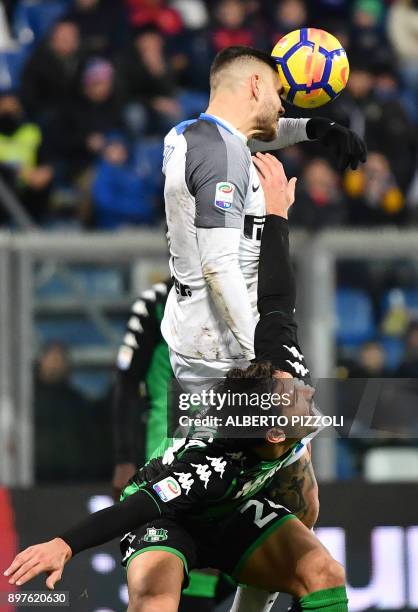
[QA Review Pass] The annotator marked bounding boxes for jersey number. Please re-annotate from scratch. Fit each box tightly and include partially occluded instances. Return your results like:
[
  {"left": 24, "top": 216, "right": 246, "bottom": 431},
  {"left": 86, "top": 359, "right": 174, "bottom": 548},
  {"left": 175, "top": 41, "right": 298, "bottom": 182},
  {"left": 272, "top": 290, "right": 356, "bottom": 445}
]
[{"left": 240, "top": 498, "right": 282, "bottom": 529}]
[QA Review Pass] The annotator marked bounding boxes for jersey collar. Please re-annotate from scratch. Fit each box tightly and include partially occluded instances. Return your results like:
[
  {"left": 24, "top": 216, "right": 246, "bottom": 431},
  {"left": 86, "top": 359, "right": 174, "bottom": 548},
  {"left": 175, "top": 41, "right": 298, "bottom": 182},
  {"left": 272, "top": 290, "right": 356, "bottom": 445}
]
[{"left": 199, "top": 113, "right": 247, "bottom": 144}]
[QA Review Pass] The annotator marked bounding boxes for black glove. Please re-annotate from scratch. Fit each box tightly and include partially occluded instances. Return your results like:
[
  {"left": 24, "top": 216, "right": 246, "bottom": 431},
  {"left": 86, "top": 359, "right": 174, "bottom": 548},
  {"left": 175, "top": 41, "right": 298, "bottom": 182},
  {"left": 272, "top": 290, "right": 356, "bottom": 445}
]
[{"left": 306, "top": 117, "right": 367, "bottom": 171}]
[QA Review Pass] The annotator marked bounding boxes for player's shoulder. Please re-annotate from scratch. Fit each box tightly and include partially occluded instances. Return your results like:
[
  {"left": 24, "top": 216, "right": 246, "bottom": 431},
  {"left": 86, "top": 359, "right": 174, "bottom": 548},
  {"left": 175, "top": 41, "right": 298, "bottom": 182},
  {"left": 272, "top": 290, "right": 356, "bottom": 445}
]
[{"left": 184, "top": 118, "right": 248, "bottom": 157}]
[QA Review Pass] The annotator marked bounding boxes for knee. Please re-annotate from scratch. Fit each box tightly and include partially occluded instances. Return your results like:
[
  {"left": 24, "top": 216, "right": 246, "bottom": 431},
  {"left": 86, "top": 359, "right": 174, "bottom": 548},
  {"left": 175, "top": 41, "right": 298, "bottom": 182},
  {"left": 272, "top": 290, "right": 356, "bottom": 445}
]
[
  {"left": 128, "top": 589, "right": 177, "bottom": 612},
  {"left": 128, "top": 577, "right": 178, "bottom": 612},
  {"left": 294, "top": 547, "right": 345, "bottom": 597}
]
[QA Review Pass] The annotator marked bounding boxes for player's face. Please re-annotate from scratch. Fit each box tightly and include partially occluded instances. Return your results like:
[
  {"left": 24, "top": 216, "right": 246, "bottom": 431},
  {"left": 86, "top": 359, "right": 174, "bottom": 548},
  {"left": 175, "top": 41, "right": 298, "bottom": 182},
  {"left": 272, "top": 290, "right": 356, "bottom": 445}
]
[
  {"left": 255, "top": 70, "right": 285, "bottom": 141},
  {"left": 276, "top": 379, "right": 318, "bottom": 440}
]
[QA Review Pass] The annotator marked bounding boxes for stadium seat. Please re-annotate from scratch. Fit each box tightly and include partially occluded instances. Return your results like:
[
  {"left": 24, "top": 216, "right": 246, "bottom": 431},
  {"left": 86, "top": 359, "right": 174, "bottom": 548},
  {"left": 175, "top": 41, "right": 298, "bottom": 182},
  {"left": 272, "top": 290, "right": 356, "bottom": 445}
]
[
  {"left": 133, "top": 139, "right": 164, "bottom": 191},
  {"left": 380, "top": 336, "right": 404, "bottom": 370},
  {"left": 13, "top": 0, "right": 70, "bottom": 46},
  {"left": 364, "top": 447, "right": 418, "bottom": 481},
  {"left": 336, "top": 288, "right": 375, "bottom": 346},
  {"left": 36, "top": 317, "right": 126, "bottom": 347},
  {"left": 0, "top": 48, "right": 29, "bottom": 90},
  {"left": 178, "top": 90, "right": 208, "bottom": 119},
  {"left": 71, "top": 369, "right": 111, "bottom": 399},
  {"left": 36, "top": 267, "right": 124, "bottom": 298},
  {"left": 37, "top": 318, "right": 108, "bottom": 346}
]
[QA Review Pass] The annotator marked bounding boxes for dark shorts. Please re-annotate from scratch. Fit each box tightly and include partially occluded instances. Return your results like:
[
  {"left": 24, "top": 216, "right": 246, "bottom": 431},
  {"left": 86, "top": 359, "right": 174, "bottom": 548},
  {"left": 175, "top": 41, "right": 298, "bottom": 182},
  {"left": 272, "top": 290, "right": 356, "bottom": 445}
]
[{"left": 120, "top": 490, "right": 296, "bottom": 586}]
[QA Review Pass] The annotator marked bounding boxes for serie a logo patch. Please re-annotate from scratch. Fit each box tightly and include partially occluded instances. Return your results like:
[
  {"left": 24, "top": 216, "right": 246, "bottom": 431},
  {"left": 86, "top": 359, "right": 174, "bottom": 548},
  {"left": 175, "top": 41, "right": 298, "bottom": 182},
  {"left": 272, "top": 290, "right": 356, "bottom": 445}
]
[
  {"left": 153, "top": 476, "right": 181, "bottom": 502},
  {"left": 214, "top": 182, "right": 235, "bottom": 210}
]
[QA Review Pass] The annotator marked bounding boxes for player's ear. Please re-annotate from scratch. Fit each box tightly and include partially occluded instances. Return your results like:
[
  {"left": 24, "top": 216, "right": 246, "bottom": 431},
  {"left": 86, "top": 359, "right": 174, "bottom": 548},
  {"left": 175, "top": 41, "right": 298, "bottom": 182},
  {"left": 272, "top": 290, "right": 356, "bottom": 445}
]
[
  {"left": 265, "top": 427, "right": 286, "bottom": 444},
  {"left": 250, "top": 73, "right": 261, "bottom": 101}
]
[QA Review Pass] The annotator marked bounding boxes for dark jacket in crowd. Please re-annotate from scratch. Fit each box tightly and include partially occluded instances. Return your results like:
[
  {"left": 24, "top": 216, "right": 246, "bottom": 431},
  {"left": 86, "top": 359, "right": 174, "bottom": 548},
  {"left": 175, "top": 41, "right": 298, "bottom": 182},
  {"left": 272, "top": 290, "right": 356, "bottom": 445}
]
[{"left": 21, "top": 45, "right": 85, "bottom": 121}]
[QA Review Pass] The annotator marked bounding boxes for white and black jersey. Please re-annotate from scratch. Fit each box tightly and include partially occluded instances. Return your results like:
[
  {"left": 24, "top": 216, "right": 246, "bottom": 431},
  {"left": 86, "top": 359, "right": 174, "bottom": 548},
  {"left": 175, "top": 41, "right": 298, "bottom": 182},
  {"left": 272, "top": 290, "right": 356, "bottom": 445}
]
[
  {"left": 161, "top": 114, "right": 310, "bottom": 363},
  {"left": 161, "top": 113, "right": 266, "bottom": 362}
]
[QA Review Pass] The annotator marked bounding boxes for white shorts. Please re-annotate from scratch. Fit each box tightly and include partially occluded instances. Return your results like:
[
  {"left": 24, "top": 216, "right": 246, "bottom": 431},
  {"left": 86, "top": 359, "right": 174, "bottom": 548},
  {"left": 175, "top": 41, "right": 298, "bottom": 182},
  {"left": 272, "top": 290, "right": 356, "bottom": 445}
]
[
  {"left": 169, "top": 349, "right": 249, "bottom": 436},
  {"left": 169, "top": 349, "right": 250, "bottom": 383}
]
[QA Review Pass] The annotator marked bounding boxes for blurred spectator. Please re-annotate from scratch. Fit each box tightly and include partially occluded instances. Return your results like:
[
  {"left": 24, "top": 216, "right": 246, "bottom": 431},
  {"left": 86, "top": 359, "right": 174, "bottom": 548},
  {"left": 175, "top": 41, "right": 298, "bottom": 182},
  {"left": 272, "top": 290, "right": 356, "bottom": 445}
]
[
  {"left": 47, "top": 58, "right": 123, "bottom": 181},
  {"left": 290, "top": 157, "right": 347, "bottom": 229},
  {"left": 0, "top": 1, "right": 14, "bottom": 50},
  {"left": 0, "top": 92, "right": 53, "bottom": 224},
  {"left": 330, "top": 62, "right": 416, "bottom": 191},
  {"left": 65, "top": 0, "right": 128, "bottom": 56},
  {"left": 169, "top": 1, "right": 213, "bottom": 92},
  {"left": 125, "top": 0, "right": 183, "bottom": 35},
  {"left": 269, "top": 0, "right": 308, "bottom": 47},
  {"left": 117, "top": 26, "right": 181, "bottom": 136},
  {"left": 387, "top": 0, "right": 418, "bottom": 123},
  {"left": 350, "top": 0, "right": 390, "bottom": 64},
  {"left": 0, "top": 0, "right": 413, "bottom": 232},
  {"left": 349, "top": 340, "right": 390, "bottom": 377},
  {"left": 381, "top": 288, "right": 411, "bottom": 337},
  {"left": 398, "top": 321, "right": 418, "bottom": 377},
  {"left": 34, "top": 342, "right": 111, "bottom": 482},
  {"left": 344, "top": 152, "right": 406, "bottom": 225},
  {"left": 21, "top": 20, "right": 84, "bottom": 124},
  {"left": 171, "top": 0, "right": 209, "bottom": 30},
  {"left": 91, "top": 133, "right": 157, "bottom": 229},
  {"left": 211, "top": 0, "right": 255, "bottom": 53}
]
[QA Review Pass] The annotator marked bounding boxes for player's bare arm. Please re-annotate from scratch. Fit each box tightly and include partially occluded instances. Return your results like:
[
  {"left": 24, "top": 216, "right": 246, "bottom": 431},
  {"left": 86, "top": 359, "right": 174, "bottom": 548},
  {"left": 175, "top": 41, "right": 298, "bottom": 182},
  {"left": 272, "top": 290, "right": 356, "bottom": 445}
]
[{"left": 266, "top": 451, "right": 319, "bottom": 529}]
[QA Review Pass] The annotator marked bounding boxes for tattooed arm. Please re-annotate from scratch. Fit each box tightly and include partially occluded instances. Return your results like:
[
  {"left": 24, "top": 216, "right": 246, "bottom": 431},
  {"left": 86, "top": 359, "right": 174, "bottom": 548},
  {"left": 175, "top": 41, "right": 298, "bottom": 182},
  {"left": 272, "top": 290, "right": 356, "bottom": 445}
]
[{"left": 266, "top": 447, "right": 319, "bottom": 529}]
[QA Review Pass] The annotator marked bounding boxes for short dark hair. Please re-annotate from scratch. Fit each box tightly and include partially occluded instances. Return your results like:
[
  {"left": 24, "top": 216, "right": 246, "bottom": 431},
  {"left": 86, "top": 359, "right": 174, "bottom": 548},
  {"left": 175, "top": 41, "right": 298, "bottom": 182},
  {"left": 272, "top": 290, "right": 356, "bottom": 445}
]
[{"left": 210, "top": 46, "right": 277, "bottom": 82}]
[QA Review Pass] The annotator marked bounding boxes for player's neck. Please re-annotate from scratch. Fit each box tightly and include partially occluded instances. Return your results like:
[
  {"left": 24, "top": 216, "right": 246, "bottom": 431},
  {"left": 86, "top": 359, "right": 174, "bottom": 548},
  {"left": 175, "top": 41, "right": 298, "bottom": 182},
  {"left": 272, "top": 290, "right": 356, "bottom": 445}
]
[
  {"left": 253, "top": 440, "right": 294, "bottom": 462},
  {"left": 205, "top": 102, "right": 253, "bottom": 140}
]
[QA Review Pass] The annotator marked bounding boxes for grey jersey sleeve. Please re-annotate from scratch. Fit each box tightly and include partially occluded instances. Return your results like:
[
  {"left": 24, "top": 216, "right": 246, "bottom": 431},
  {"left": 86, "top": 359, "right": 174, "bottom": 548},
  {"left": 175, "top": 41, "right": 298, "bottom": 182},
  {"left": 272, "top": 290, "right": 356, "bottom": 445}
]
[
  {"left": 248, "top": 118, "right": 309, "bottom": 153},
  {"left": 184, "top": 121, "right": 250, "bottom": 229}
]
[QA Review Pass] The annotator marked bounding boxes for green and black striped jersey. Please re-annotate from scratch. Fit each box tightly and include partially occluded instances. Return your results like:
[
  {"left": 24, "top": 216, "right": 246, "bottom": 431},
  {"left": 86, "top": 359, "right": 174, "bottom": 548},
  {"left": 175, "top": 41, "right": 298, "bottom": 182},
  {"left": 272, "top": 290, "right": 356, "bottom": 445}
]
[
  {"left": 121, "top": 436, "right": 306, "bottom": 520},
  {"left": 113, "top": 280, "right": 172, "bottom": 464}
]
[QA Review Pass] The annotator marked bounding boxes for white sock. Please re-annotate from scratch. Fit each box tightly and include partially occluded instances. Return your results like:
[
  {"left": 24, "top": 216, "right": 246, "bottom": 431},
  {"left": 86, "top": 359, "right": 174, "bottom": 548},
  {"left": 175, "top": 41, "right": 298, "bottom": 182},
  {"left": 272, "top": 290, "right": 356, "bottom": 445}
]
[{"left": 229, "top": 585, "right": 279, "bottom": 612}]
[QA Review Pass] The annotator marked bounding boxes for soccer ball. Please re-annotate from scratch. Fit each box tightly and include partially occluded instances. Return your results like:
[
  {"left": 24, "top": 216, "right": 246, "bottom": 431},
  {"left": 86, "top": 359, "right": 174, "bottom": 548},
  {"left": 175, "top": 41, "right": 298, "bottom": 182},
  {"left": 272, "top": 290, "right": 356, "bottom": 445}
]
[{"left": 271, "top": 28, "right": 349, "bottom": 109}]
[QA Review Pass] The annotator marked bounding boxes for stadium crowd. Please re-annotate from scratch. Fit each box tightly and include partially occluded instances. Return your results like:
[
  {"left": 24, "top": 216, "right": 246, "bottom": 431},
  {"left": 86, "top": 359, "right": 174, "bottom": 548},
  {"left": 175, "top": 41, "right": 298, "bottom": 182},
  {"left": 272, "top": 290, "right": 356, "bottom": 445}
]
[
  {"left": 1, "top": 0, "right": 417, "bottom": 482},
  {"left": 0, "top": 0, "right": 417, "bottom": 229}
]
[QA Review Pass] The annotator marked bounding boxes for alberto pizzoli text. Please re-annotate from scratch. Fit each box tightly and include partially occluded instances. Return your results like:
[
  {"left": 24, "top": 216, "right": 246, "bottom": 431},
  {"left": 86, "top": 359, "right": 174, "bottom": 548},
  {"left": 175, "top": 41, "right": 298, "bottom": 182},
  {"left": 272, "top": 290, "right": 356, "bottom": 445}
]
[{"left": 178, "top": 414, "right": 344, "bottom": 428}]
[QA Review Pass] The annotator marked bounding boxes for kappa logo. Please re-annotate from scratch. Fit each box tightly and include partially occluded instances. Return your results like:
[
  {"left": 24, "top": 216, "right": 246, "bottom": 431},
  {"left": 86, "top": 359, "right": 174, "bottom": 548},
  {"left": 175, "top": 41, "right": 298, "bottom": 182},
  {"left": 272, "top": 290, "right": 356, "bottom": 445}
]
[
  {"left": 162, "top": 439, "right": 187, "bottom": 465},
  {"left": 286, "top": 360, "right": 310, "bottom": 377},
  {"left": 206, "top": 456, "right": 227, "bottom": 477},
  {"left": 143, "top": 527, "right": 168, "bottom": 543},
  {"left": 284, "top": 345, "right": 304, "bottom": 361},
  {"left": 122, "top": 546, "right": 136, "bottom": 563},
  {"left": 173, "top": 472, "right": 194, "bottom": 495},
  {"left": 120, "top": 532, "right": 136, "bottom": 545},
  {"left": 191, "top": 463, "right": 212, "bottom": 488}
]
